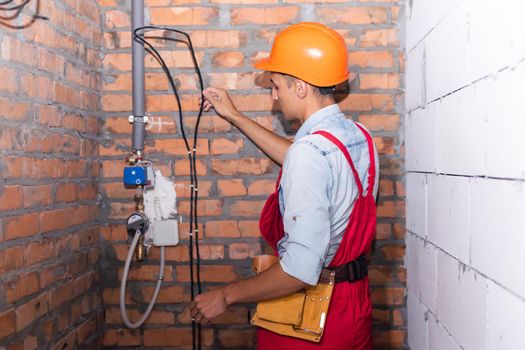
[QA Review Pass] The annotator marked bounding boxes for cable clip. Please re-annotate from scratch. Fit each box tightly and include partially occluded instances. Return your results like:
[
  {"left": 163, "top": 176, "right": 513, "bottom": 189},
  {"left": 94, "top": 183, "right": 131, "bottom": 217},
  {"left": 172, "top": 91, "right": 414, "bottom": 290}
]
[{"left": 128, "top": 115, "right": 149, "bottom": 124}]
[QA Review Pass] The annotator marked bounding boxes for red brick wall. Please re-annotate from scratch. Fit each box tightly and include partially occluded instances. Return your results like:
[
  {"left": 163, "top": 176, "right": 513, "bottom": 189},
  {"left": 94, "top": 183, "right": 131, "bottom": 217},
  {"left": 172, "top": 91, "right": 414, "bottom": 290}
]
[
  {"left": 0, "top": 0, "right": 104, "bottom": 349},
  {"left": 100, "top": 1, "right": 405, "bottom": 349}
]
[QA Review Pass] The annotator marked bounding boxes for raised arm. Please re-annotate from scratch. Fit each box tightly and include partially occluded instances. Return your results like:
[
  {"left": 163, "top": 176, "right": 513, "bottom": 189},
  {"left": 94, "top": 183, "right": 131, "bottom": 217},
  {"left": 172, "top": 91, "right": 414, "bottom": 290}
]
[{"left": 202, "top": 87, "right": 291, "bottom": 165}]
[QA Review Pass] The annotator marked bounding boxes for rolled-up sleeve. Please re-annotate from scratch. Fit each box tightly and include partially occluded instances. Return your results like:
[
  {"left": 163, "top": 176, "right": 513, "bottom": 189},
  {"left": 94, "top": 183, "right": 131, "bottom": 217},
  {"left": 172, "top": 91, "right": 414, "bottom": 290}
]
[{"left": 278, "top": 141, "right": 332, "bottom": 285}]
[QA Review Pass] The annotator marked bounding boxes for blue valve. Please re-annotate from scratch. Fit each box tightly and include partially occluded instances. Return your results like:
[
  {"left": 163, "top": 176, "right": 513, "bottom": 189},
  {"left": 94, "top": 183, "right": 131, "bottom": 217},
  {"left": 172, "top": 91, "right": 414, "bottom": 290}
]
[{"left": 123, "top": 166, "right": 147, "bottom": 186}]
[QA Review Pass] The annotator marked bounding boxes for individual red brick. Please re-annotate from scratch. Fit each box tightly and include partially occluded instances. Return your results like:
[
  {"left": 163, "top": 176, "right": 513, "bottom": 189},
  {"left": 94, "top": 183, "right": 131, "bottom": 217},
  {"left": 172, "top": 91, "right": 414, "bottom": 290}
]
[
  {"left": 0, "top": 67, "right": 18, "bottom": 93},
  {"left": 231, "top": 7, "right": 299, "bottom": 25},
  {"left": 338, "top": 94, "right": 394, "bottom": 112},
  {"left": 76, "top": 318, "right": 97, "bottom": 345},
  {"left": 360, "top": 73, "right": 400, "bottom": 90},
  {"left": 40, "top": 208, "right": 69, "bottom": 233},
  {"left": 146, "top": 94, "right": 199, "bottom": 112},
  {"left": 211, "top": 158, "right": 272, "bottom": 176},
  {"left": 379, "top": 179, "right": 394, "bottom": 196},
  {"left": 228, "top": 200, "right": 265, "bottom": 217},
  {"left": 0, "top": 186, "right": 22, "bottom": 211},
  {"left": 368, "top": 265, "right": 394, "bottom": 285},
  {"left": 104, "top": 10, "right": 130, "bottom": 28},
  {"left": 212, "top": 51, "right": 245, "bottom": 68},
  {"left": 360, "top": 29, "right": 399, "bottom": 48},
  {"left": 229, "top": 242, "right": 261, "bottom": 259},
  {"left": 234, "top": 94, "right": 277, "bottom": 112},
  {"left": 50, "top": 329, "right": 77, "bottom": 350},
  {"left": 184, "top": 115, "right": 232, "bottom": 133},
  {"left": 1, "top": 36, "right": 36, "bottom": 65},
  {"left": 55, "top": 183, "right": 77, "bottom": 202},
  {"left": 371, "top": 287, "right": 404, "bottom": 305},
  {"left": 24, "top": 239, "right": 55, "bottom": 266},
  {"left": 393, "top": 223, "right": 405, "bottom": 240},
  {"left": 150, "top": 7, "right": 218, "bottom": 25},
  {"left": 348, "top": 51, "right": 394, "bottom": 69},
  {"left": 372, "top": 308, "right": 391, "bottom": 326},
  {"left": 0, "top": 246, "right": 24, "bottom": 273},
  {"left": 102, "top": 94, "right": 132, "bottom": 112},
  {"left": 54, "top": 82, "right": 81, "bottom": 108},
  {"left": 373, "top": 330, "right": 406, "bottom": 348},
  {"left": 0, "top": 309, "right": 16, "bottom": 339},
  {"left": 393, "top": 309, "right": 405, "bottom": 326},
  {"left": 48, "top": 280, "right": 75, "bottom": 310},
  {"left": 206, "top": 220, "right": 241, "bottom": 238},
  {"left": 174, "top": 159, "right": 207, "bottom": 176},
  {"left": 396, "top": 181, "right": 405, "bottom": 196},
  {"left": 4, "top": 212, "right": 40, "bottom": 241},
  {"left": 5, "top": 272, "right": 40, "bottom": 303},
  {"left": 22, "top": 185, "right": 53, "bottom": 208},
  {"left": 358, "top": 114, "right": 400, "bottom": 132},
  {"left": 247, "top": 179, "right": 275, "bottom": 196},
  {"left": 377, "top": 200, "right": 405, "bottom": 218},
  {"left": 317, "top": 7, "right": 387, "bottom": 25},
  {"left": 103, "top": 329, "right": 141, "bottom": 347},
  {"left": 195, "top": 244, "right": 225, "bottom": 260},
  {"left": 211, "top": 138, "right": 243, "bottom": 154},
  {"left": 380, "top": 244, "right": 405, "bottom": 260},
  {"left": 189, "top": 30, "right": 246, "bottom": 48},
  {"left": 218, "top": 179, "right": 247, "bottom": 196},
  {"left": 375, "top": 223, "right": 391, "bottom": 240},
  {"left": 239, "top": 221, "right": 261, "bottom": 237},
  {"left": 0, "top": 97, "right": 30, "bottom": 121},
  {"left": 16, "top": 292, "right": 49, "bottom": 331},
  {"left": 149, "top": 285, "right": 190, "bottom": 304},
  {"left": 37, "top": 104, "right": 61, "bottom": 127}
]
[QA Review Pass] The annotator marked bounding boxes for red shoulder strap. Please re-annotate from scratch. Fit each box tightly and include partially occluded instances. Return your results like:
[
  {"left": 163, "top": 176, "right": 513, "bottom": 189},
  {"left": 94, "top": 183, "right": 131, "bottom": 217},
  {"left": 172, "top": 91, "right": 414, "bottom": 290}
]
[
  {"left": 313, "top": 125, "right": 376, "bottom": 197},
  {"left": 313, "top": 130, "right": 364, "bottom": 196},
  {"left": 354, "top": 123, "right": 376, "bottom": 197}
]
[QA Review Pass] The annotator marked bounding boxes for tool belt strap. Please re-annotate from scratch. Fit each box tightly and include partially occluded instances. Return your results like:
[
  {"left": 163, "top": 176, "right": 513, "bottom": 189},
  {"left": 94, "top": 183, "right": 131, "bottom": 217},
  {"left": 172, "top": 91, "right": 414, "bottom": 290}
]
[{"left": 319, "top": 255, "right": 368, "bottom": 284}]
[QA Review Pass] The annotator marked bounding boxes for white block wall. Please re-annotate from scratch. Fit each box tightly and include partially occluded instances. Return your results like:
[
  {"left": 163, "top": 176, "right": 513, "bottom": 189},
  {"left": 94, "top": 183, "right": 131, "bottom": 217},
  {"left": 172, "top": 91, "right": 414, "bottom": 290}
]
[{"left": 405, "top": 0, "right": 525, "bottom": 349}]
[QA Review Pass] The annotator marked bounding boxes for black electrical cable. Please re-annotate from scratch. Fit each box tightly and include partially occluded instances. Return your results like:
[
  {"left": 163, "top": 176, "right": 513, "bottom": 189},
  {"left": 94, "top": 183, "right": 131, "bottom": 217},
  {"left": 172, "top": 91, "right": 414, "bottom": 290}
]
[
  {"left": 0, "top": 0, "right": 30, "bottom": 10},
  {"left": 134, "top": 26, "right": 204, "bottom": 350},
  {"left": 0, "top": 0, "right": 31, "bottom": 21}
]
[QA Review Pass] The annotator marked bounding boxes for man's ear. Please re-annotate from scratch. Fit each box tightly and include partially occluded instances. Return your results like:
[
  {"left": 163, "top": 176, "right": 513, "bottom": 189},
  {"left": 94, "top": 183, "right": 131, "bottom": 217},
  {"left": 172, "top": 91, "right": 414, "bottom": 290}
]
[{"left": 294, "top": 79, "right": 308, "bottom": 99}]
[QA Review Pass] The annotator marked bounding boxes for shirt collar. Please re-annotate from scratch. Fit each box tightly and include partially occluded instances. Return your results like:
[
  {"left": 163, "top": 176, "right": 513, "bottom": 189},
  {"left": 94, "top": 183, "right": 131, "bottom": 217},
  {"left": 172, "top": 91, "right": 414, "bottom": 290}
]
[{"left": 295, "top": 104, "right": 342, "bottom": 141}]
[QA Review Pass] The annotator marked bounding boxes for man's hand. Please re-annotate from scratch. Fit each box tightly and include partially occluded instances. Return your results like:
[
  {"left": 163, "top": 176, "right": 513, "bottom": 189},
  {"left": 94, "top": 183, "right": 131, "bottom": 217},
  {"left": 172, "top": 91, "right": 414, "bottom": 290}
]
[
  {"left": 202, "top": 87, "right": 241, "bottom": 122},
  {"left": 188, "top": 287, "right": 228, "bottom": 325}
]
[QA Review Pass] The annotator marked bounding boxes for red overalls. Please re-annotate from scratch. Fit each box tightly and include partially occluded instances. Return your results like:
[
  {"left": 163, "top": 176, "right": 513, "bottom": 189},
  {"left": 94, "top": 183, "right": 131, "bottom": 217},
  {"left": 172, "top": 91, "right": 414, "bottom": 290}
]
[{"left": 257, "top": 124, "right": 376, "bottom": 350}]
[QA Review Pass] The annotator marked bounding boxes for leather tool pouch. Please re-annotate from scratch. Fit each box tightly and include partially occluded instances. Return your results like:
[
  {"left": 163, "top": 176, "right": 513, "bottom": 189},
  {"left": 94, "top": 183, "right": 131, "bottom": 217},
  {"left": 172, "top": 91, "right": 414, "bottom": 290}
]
[{"left": 250, "top": 255, "right": 335, "bottom": 342}]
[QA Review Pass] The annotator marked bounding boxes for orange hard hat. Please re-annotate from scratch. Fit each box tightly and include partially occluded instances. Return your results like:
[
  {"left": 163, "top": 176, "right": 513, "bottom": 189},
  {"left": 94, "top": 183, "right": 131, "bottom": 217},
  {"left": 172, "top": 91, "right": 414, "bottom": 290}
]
[{"left": 254, "top": 22, "right": 349, "bottom": 87}]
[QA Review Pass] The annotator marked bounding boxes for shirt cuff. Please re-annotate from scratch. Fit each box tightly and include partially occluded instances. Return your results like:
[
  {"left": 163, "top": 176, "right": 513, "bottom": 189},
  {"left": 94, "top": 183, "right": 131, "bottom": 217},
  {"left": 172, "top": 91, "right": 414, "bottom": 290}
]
[{"left": 279, "top": 243, "right": 324, "bottom": 285}]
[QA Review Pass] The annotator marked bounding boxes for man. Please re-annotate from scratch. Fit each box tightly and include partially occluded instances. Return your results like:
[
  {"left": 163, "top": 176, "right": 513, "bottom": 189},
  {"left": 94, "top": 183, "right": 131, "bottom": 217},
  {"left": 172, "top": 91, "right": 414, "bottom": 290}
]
[{"left": 189, "top": 22, "right": 379, "bottom": 349}]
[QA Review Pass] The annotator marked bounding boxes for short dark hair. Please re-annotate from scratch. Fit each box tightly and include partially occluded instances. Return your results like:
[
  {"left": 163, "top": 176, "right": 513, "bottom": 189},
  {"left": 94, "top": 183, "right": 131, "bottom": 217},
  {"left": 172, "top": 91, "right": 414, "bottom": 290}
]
[{"left": 282, "top": 74, "right": 335, "bottom": 97}]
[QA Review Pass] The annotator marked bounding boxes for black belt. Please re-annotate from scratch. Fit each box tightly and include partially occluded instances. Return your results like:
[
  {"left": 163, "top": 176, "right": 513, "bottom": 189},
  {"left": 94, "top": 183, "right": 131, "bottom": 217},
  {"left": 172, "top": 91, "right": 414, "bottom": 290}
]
[{"left": 319, "top": 255, "right": 368, "bottom": 284}]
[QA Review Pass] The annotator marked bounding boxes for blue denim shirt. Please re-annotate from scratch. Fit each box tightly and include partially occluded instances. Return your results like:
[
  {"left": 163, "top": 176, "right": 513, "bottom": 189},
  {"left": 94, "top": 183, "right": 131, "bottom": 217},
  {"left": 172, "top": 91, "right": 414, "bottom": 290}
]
[{"left": 277, "top": 104, "right": 379, "bottom": 285}]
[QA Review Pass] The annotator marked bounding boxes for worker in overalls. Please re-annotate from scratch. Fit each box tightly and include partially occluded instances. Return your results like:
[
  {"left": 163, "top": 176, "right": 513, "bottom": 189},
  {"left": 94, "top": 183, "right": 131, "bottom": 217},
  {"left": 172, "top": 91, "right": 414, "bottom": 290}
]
[{"left": 189, "top": 22, "right": 379, "bottom": 350}]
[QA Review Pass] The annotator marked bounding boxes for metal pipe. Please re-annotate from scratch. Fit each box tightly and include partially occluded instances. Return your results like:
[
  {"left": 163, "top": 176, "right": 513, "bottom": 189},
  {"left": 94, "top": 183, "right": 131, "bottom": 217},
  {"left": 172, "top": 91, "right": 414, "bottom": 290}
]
[{"left": 131, "top": 0, "right": 145, "bottom": 152}]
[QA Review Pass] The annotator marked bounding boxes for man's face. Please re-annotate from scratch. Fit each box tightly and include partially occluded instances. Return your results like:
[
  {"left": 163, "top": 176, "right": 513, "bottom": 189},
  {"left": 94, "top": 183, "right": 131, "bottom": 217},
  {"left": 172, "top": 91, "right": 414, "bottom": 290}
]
[{"left": 269, "top": 72, "right": 297, "bottom": 120}]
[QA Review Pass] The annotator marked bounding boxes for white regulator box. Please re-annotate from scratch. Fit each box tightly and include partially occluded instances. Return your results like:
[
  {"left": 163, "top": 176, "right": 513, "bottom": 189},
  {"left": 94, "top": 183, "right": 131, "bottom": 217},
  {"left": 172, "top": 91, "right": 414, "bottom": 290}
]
[{"left": 143, "top": 170, "right": 179, "bottom": 247}]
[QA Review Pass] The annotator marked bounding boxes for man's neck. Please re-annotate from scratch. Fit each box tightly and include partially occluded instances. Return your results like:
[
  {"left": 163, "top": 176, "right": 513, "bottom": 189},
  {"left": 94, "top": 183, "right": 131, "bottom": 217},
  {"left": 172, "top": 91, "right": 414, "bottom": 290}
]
[{"left": 299, "top": 97, "right": 336, "bottom": 124}]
